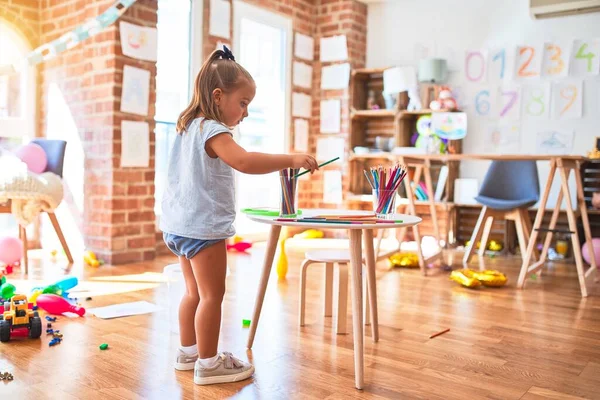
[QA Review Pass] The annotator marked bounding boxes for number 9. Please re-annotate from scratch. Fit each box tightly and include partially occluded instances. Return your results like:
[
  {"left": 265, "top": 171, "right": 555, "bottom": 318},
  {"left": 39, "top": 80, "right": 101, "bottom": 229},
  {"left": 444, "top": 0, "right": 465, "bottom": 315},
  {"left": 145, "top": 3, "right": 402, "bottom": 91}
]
[{"left": 475, "top": 90, "right": 490, "bottom": 116}]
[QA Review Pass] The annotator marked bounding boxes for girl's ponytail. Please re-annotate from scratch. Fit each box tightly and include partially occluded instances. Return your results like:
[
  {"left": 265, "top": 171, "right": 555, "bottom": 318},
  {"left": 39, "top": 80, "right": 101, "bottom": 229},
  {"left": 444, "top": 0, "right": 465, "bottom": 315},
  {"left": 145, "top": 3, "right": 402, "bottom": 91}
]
[{"left": 176, "top": 46, "right": 253, "bottom": 133}]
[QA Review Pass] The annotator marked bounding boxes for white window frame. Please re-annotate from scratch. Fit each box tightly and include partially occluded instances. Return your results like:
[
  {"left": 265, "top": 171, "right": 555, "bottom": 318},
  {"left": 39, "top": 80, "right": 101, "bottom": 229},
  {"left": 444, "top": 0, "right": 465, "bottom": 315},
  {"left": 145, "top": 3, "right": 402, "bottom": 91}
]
[
  {"left": 233, "top": 0, "right": 293, "bottom": 152},
  {"left": 0, "top": 21, "right": 36, "bottom": 140}
]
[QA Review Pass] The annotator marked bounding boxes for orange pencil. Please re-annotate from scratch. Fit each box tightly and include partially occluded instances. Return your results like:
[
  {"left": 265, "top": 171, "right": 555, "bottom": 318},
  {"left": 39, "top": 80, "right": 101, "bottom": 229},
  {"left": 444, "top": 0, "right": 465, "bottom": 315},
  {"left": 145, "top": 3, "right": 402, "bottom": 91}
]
[{"left": 429, "top": 328, "right": 450, "bottom": 339}]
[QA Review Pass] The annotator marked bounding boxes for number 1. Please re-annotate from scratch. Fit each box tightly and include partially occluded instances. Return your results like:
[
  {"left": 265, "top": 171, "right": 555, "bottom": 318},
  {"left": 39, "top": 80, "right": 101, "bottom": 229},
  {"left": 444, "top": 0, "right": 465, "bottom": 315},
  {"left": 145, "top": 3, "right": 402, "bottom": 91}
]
[{"left": 492, "top": 49, "right": 506, "bottom": 79}]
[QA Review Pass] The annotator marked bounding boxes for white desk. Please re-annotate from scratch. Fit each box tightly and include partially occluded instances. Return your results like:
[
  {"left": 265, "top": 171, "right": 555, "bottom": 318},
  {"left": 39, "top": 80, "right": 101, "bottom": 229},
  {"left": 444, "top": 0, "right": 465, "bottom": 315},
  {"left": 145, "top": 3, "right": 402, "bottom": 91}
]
[{"left": 244, "top": 209, "right": 421, "bottom": 389}]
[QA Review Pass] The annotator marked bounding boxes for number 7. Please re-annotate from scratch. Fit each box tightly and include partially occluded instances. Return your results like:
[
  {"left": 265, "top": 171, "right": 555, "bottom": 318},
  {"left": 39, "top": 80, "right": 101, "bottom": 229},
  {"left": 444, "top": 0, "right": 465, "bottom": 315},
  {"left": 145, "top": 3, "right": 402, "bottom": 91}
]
[{"left": 500, "top": 90, "right": 518, "bottom": 117}]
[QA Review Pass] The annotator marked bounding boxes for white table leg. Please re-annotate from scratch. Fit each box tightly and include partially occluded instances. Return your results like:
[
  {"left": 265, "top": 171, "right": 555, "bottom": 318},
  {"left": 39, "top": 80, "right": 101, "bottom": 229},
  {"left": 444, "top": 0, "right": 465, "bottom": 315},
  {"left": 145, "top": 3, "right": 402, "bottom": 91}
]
[
  {"left": 247, "top": 225, "right": 282, "bottom": 348},
  {"left": 363, "top": 229, "right": 379, "bottom": 342},
  {"left": 349, "top": 229, "right": 364, "bottom": 390}
]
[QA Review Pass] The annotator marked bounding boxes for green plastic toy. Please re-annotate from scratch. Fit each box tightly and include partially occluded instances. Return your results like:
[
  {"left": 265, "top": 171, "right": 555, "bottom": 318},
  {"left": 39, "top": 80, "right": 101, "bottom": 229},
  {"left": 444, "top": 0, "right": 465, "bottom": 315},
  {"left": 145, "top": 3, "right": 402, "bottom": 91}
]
[
  {"left": 99, "top": 343, "right": 109, "bottom": 350},
  {"left": 242, "top": 319, "right": 251, "bottom": 328},
  {"left": 0, "top": 283, "right": 16, "bottom": 299}
]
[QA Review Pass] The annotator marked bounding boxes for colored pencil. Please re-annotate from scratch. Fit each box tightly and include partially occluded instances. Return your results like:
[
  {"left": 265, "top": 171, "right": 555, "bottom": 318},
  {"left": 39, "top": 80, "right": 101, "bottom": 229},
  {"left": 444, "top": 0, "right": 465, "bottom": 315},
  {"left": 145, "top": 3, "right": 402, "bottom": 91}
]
[
  {"left": 294, "top": 157, "right": 340, "bottom": 178},
  {"left": 279, "top": 168, "right": 298, "bottom": 216},
  {"left": 429, "top": 328, "right": 450, "bottom": 339},
  {"left": 363, "top": 164, "right": 407, "bottom": 215}
]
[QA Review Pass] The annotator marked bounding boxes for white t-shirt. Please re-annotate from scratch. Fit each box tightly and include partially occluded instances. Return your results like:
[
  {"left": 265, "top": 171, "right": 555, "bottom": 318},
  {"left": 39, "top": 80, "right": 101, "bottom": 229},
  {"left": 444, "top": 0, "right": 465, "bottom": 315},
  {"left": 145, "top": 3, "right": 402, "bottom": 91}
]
[{"left": 160, "top": 118, "right": 236, "bottom": 239}]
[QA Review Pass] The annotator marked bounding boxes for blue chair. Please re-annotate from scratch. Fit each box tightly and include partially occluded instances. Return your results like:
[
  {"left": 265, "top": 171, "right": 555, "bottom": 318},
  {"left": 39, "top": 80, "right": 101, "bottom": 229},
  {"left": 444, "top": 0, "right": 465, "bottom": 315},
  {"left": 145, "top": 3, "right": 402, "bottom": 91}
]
[
  {"left": 31, "top": 139, "right": 67, "bottom": 177},
  {"left": 463, "top": 160, "right": 540, "bottom": 265}
]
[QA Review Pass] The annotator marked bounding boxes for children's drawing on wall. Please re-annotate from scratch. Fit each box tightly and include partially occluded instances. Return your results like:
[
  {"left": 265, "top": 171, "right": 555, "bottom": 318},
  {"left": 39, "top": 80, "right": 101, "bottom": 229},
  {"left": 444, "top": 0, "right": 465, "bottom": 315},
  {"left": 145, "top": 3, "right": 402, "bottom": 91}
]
[
  {"left": 486, "top": 123, "right": 520, "bottom": 153},
  {"left": 121, "top": 65, "right": 150, "bottom": 116},
  {"left": 119, "top": 21, "right": 158, "bottom": 61},
  {"left": 552, "top": 81, "right": 583, "bottom": 119},
  {"left": 536, "top": 131, "right": 574, "bottom": 155},
  {"left": 323, "top": 170, "right": 343, "bottom": 204}
]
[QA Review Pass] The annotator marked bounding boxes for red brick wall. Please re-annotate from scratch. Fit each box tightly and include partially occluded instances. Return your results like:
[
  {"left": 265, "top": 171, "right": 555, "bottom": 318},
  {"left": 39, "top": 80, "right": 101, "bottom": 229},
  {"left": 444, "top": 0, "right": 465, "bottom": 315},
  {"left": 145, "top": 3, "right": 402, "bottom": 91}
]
[{"left": 38, "top": 0, "right": 158, "bottom": 264}]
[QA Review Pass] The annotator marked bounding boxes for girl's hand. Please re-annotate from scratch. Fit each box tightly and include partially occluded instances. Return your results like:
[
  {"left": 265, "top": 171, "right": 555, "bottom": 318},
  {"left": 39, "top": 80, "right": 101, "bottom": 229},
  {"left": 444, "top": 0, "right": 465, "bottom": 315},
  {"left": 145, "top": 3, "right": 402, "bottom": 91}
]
[{"left": 291, "top": 154, "right": 319, "bottom": 173}]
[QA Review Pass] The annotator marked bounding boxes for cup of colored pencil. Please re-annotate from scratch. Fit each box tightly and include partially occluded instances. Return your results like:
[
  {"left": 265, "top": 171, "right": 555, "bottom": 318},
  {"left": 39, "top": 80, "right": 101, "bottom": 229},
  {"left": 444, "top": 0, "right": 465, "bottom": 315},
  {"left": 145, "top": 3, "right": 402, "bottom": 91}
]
[
  {"left": 364, "top": 164, "right": 407, "bottom": 219},
  {"left": 279, "top": 168, "right": 299, "bottom": 217}
]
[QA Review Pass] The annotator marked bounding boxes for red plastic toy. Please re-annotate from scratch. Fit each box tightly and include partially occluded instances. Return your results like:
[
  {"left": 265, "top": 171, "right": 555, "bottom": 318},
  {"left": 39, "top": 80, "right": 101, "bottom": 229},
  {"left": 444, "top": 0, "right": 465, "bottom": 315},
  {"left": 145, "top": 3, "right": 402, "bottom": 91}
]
[
  {"left": 226, "top": 242, "right": 252, "bottom": 253},
  {"left": 36, "top": 294, "right": 86, "bottom": 317}
]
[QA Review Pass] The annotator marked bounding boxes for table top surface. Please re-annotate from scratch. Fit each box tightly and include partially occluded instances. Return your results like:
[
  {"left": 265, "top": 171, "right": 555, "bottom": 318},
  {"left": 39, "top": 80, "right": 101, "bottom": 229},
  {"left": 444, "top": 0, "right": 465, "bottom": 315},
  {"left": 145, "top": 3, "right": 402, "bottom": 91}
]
[
  {"left": 244, "top": 208, "right": 421, "bottom": 229},
  {"left": 350, "top": 153, "right": 587, "bottom": 162}
]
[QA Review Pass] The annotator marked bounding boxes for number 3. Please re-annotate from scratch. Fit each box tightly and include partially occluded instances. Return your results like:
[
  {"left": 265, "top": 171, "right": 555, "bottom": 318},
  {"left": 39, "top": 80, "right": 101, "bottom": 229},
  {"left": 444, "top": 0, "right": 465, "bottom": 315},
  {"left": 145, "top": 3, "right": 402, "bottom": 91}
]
[{"left": 545, "top": 45, "right": 564, "bottom": 75}]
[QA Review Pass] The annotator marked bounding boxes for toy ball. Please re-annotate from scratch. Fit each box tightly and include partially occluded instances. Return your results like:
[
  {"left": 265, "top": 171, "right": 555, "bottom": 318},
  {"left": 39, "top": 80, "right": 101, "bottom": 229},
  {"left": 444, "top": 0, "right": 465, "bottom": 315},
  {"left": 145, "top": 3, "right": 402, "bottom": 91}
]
[
  {"left": 15, "top": 143, "right": 47, "bottom": 174},
  {"left": 0, "top": 236, "right": 23, "bottom": 265},
  {"left": 0, "top": 283, "right": 16, "bottom": 299},
  {"left": 582, "top": 238, "right": 600, "bottom": 265}
]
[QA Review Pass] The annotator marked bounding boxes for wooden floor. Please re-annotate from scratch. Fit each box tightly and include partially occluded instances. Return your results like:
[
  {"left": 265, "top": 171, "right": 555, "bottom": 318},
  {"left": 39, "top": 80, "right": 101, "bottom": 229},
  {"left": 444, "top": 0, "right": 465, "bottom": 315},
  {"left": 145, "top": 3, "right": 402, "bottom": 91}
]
[{"left": 1, "top": 245, "right": 600, "bottom": 399}]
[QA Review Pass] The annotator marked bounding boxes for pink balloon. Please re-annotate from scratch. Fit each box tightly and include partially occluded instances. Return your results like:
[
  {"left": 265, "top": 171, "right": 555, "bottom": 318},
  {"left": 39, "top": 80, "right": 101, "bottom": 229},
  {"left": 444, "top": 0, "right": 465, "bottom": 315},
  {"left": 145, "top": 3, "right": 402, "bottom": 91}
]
[
  {"left": 15, "top": 143, "right": 47, "bottom": 174},
  {"left": 0, "top": 236, "right": 23, "bottom": 265},
  {"left": 582, "top": 238, "right": 600, "bottom": 266}
]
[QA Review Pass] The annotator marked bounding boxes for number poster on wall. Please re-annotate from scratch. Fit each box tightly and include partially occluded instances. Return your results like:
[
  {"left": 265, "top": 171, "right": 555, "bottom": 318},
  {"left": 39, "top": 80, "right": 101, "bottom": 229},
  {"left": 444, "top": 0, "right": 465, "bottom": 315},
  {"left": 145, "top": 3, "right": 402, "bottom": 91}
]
[{"left": 462, "top": 38, "right": 597, "bottom": 124}]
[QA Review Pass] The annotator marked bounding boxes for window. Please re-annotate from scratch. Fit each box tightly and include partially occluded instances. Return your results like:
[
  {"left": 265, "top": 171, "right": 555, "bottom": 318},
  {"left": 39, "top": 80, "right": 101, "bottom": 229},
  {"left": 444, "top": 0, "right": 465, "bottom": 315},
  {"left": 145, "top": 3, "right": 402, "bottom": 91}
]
[
  {"left": 0, "top": 20, "right": 35, "bottom": 146},
  {"left": 0, "top": 21, "right": 35, "bottom": 236},
  {"left": 154, "top": 0, "right": 195, "bottom": 215}
]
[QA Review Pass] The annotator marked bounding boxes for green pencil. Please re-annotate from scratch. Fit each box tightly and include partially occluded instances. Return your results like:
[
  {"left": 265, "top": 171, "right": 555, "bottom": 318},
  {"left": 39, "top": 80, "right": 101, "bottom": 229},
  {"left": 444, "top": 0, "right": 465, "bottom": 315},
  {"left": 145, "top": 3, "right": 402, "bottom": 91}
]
[{"left": 294, "top": 157, "right": 340, "bottom": 178}]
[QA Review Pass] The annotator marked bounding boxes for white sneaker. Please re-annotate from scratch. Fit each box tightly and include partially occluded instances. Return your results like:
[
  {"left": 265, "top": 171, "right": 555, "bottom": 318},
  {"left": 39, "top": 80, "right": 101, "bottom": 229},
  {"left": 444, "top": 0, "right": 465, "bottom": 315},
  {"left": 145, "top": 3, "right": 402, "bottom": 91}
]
[
  {"left": 194, "top": 352, "right": 255, "bottom": 385},
  {"left": 174, "top": 349, "right": 198, "bottom": 371}
]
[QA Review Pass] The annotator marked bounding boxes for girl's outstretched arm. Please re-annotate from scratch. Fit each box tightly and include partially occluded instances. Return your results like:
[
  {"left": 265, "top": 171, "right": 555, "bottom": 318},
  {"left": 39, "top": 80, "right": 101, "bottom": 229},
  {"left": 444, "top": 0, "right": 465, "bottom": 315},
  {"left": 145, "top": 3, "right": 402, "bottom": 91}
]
[{"left": 206, "top": 134, "right": 318, "bottom": 175}]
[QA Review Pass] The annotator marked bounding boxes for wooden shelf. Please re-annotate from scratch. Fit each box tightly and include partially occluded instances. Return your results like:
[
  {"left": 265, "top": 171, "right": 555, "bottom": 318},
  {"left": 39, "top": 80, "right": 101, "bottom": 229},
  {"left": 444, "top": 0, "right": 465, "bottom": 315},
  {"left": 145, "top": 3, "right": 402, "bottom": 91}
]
[
  {"left": 352, "top": 67, "right": 389, "bottom": 76},
  {"left": 351, "top": 109, "right": 396, "bottom": 119}
]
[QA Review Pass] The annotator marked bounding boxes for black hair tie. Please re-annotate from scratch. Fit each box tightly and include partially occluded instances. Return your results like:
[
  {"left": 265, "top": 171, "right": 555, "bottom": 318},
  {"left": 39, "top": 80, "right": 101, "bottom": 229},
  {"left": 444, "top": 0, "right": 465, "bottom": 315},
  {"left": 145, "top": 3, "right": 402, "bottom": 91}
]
[{"left": 222, "top": 45, "right": 235, "bottom": 62}]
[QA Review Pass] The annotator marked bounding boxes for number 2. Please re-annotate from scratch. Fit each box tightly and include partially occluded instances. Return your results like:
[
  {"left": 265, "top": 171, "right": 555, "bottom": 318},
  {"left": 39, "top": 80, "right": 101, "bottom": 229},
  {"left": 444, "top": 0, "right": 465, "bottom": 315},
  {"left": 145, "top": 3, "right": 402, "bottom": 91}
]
[
  {"left": 545, "top": 44, "right": 564, "bottom": 75},
  {"left": 499, "top": 90, "right": 518, "bottom": 117},
  {"left": 560, "top": 85, "right": 577, "bottom": 115},
  {"left": 492, "top": 49, "right": 505, "bottom": 79},
  {"left": 575, "top": 43, "right": 595, "bottom": 72},
  {"left": 518, "top": 47, "right": 538, "bottom": 77}
]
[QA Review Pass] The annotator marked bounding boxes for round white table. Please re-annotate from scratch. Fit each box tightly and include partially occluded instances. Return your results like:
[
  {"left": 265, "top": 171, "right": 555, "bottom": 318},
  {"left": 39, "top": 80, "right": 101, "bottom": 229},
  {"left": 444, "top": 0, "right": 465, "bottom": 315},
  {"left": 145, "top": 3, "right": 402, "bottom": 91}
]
[{"left": 244, "top": 209, "right": 421, "bottom": 389}]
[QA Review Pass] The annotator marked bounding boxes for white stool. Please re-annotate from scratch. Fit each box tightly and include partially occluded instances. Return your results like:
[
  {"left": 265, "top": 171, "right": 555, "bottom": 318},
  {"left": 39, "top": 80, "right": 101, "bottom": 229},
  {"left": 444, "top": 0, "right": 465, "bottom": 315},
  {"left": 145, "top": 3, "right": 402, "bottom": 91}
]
[{"left": 299, "top": 250, "right": 376, "bottom": 337}]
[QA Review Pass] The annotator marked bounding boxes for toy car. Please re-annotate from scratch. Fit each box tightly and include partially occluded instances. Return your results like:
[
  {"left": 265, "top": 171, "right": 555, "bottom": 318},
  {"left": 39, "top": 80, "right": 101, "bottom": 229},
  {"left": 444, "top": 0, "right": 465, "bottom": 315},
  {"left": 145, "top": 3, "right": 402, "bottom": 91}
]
[{"left": 0, "top": 294, "right": 42, "bottom": 342}]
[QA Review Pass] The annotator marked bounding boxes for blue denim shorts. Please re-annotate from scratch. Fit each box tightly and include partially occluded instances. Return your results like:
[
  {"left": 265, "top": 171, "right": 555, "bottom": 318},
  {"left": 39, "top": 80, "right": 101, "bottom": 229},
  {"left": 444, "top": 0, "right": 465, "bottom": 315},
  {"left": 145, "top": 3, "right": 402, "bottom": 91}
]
[{"left": 163, "top": 233, "right": 222, "bottom": 260}]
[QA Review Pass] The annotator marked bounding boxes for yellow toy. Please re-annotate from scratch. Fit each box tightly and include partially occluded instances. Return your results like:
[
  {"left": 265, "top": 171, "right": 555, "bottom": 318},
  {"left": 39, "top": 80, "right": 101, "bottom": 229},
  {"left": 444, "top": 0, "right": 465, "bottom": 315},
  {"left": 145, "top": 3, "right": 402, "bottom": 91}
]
[
  {"left": 293, "top": 229, "right": 324, "bottom": 239},
  {"left": 450, "top": 269, "right": 481, "bottom": 288},
  {"left": 84, "top": 250, "right": 100, "bottom": 267},
  {"left": 232, "top": 235, "right": 244, "bottom": 244},
  {"left": 389, "top": 252, "right": 419, "bottom": 268},
  {"left": 28, "top": 289, "right": 43, "bottom": 305},
  {"left": 276, "top": 239, "right": 288, "bottom": 280},
  {"left": 472, "top": 270, "right": 507, "bottom": 287},
  {"left": 450, "top": 268, "right": 507, "bottom": 288},
  {"left": 0, "top": 294, "right": 42, "bottom": 342}
]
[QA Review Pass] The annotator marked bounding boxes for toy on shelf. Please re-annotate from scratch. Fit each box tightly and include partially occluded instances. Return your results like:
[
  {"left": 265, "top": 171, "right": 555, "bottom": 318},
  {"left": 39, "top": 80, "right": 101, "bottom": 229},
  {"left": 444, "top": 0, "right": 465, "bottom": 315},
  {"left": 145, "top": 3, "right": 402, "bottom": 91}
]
[
  {"left": 429, "top": 86, "right": 458, "bottom": 111},
  {"left": 276, "top": 238, "right": 288, "bottom": 280},
  {"left": 226, "top": 241, "right": 252, "bottom": 253},
  {"left": 36, "top": 294, "right": 86, "bottom": 317},
  {"left": 293, "top": 229, "right": 324, "bottom": 239},
  {"left": 0, "top": 294, "right": 42, "bottom": 342}
]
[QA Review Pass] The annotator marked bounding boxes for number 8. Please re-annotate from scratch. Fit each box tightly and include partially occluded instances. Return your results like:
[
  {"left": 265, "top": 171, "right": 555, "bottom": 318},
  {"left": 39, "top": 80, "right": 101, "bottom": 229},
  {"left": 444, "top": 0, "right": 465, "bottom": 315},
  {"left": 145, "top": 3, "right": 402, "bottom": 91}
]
[{"left": 526, "top": 88, "right": 545, "bottom": 116}]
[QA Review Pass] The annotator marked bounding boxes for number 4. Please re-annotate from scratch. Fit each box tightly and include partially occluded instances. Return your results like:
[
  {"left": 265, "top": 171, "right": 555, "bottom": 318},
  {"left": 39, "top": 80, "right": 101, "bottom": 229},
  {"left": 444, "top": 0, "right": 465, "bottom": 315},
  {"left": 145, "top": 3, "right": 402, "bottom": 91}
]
[{"left": 575, "top": 43, "right": 595, "bottom": 72}]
